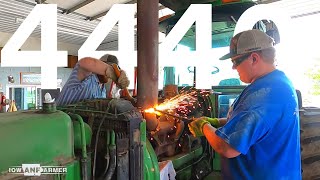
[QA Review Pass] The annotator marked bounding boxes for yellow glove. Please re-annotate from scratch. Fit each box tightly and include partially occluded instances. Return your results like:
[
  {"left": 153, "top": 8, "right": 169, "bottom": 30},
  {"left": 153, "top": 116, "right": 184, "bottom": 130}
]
[
  {"left": 204, "top": 117, "right": 220, "bottom": 128},
  {"left": 117, "top": 70, "right": 130, "bottom": 89},
  {"left": 105, "top": 64, "right": 117, "bottom": 82},
  {"left": 188, "top": 117, "right": 219, "bottom": 137}
]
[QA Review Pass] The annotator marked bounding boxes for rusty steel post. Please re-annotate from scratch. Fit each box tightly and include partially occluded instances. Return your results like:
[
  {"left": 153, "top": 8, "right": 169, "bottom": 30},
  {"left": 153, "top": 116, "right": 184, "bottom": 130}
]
[{"left": 137, "top": 0, "right": 159, "bottom": 109}]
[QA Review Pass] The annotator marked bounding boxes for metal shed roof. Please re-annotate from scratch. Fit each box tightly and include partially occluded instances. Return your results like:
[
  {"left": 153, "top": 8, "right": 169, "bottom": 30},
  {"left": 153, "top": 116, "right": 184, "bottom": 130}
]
[{"left": 0, "top": 0, "right": 319, "bottom": 52}]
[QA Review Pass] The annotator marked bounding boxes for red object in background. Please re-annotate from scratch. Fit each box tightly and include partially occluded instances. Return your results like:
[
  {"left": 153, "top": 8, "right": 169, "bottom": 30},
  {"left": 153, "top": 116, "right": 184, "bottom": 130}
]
[
  {"left": 0, "top": 94, "right": 6, "bottom": 112},
  {"left": 1, "top": 94, "right": 6, "bottom": 106},
  {"left": 222, "top": 0, "right": 240, "bottom": 3},
  {"left": 133, "top": 67, "right": 137, "bottom": 96}
]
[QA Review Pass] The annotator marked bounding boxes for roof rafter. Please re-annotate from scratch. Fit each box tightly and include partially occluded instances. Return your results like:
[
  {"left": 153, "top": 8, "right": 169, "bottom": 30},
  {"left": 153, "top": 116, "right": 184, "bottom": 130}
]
[
  {"left": 35, "top": 0, "right": 47, "bottom": 4},
  {"left": 63, "top": 0, "right": 96, "bottom": 14},
  {"left": 86, "top": 0, "right": 167, "bottom": 21},
  {"left": 85, "top": 0, "right": 138, "bottom": 21}
]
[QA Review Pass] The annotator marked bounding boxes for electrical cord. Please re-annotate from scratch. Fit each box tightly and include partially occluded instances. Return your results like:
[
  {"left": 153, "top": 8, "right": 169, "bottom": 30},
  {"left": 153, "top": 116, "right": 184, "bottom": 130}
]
[
  {"left": 93, "top": 99, "right": 118, "bottom": 179},
  {"left": 93, "top": 115, "right": 107, "bottom": 179}
]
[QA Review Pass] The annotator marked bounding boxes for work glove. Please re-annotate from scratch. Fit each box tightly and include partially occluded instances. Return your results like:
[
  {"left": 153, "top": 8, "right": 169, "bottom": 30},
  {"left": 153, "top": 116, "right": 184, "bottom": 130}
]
[
  {"left": 117, "top": 70, "right": 130, "bottom": 89},
  {"left": 105, "top": 64, "right": 117, "bottom": 82},
  {"left": 188, "top": 117, "right": 219, "bottom": 137},
  {"left": 205, "top": 117, "right": 220, "bottom": 128}
]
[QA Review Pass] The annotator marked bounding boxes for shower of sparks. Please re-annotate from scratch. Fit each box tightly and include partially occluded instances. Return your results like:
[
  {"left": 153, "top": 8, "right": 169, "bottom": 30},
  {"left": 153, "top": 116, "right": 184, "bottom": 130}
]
[
  {"left": 144, "top": 89, "right": 212, "bottom": 118},
  {"left": 144, "top": 90, "right": 196, "bottom": 115},
  {"left": 159, "top": 91, "right": 197, "bottom": 110}
]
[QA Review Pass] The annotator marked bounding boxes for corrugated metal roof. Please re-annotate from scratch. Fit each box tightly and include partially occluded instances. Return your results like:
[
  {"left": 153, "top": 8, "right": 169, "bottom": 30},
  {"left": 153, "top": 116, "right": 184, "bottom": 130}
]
[
  {"left": 0, "top": 0, "right": 102, "bottom": 46},
  {"left": 0, "top": 0, "right": 319, "bottom": 51},
  {"left": 0, "top": 0, "right": 172, "bottom": 50}
]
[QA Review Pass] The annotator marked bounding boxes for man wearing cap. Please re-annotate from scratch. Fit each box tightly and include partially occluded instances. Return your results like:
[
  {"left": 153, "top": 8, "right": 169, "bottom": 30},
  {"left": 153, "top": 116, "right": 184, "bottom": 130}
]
[
  {"left": 56, "top": 54, "right": 130, "bottom": 106},
  {"left": 188, "top": 29, "right": 301, "bottom": 179}
]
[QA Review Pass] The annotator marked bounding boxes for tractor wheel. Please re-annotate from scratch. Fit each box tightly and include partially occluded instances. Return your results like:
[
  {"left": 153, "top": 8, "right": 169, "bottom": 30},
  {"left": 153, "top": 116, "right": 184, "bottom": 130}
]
[{"left": 300, "top": 107, "right": 320, "bottom": 179}]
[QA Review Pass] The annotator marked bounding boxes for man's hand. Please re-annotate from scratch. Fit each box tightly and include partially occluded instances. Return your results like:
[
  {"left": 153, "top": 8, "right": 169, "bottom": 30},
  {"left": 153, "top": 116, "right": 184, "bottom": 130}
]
[
  {"left": 205, "top": 117, "right": 220, "bottom": 128},
  {"left": 188, "top": 117, "right": 210, "bottom": 137},
  {"left": 117, "top": 70, "right": 130, "bottom": 89},
  {"left": 188, "top": 117, "right": 220, "bottom": 137},
  {"left": 105, "top": 64, "right": 117, "bottom": 82}
]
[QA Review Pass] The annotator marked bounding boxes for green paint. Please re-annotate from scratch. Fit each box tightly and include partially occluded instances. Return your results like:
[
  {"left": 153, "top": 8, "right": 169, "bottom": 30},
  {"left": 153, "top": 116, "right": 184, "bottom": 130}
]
[
  {"left": 0, "top": 110, "right": 74, "bottom": 174},
  {"left": 72, "top": 121, "right": 92, "bottom": 150},
  {"left": 165, "top": 147, "right": 203, "bottom": 170},
  {"left": 162, "top": 147, "right": 203, "bottom": 180},
  {"left": 63, "top": 160, "right": 81, "bottom": 180},
  {"left": 70, "top": 114, "right": 91, "bottom": 158},
  {"left": 141, "top": 120, "right": 160, "bottom": 180}
]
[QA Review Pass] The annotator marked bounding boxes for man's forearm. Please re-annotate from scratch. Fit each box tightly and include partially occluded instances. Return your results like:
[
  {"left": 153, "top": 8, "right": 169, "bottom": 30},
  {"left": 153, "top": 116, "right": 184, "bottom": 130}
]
[
  {"left": 79, "top": 57, "right": 109, "bottom": 76},
  {"left": 202, "top": 124, "right": 240, "bottom": 158}
]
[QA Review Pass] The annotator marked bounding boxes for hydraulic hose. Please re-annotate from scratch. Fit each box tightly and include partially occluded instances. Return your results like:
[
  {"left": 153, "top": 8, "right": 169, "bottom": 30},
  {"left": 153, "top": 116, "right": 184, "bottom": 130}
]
[
  {"left": 99, "top": 130, "right": 110, "bottom": 180},
  {"left": 93, "top": 116, "right": 107, "bottom": 179},
  {"left": 105, "top": 130, "right": 116, "bottom": 180}
]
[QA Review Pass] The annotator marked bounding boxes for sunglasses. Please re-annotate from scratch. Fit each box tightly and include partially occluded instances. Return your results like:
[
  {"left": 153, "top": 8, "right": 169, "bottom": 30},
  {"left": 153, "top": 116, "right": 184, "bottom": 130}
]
[{"left": 231, "top": 54, "right": 251, "bottom": 68}]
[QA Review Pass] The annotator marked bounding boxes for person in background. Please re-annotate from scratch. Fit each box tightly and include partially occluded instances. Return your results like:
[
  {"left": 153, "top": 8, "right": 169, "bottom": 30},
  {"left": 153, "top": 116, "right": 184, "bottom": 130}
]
[
  {"left": 188, "top": 29, "right": 301, "bottom": 179},
  {"left": 56, "top": 54, "right": 129, "bottom": 106}
]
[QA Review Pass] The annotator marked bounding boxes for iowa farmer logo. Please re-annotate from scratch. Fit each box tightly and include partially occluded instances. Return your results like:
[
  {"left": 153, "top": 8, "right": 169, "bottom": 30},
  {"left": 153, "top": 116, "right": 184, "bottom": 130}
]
[{"left": 8, "top": 164, "right": 67, "bottom": 176}]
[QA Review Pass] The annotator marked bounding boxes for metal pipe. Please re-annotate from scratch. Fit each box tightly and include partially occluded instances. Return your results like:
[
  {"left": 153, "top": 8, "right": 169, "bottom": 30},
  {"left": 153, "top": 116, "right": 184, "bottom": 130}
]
[
  {"left": 80, "top": 158, "right": 89, "bottom": 180},
  {"left": 137, "top": 0, "right": 159, "bottom": 109},
  {"left": 69, "top": 114, "right": 87, "bottom": 158},
  {"left": 156, "top": 110, "right": 192, "bottom": 121},
  {"left": 69, "top": 113, "right": 88, "bottom": 180}
]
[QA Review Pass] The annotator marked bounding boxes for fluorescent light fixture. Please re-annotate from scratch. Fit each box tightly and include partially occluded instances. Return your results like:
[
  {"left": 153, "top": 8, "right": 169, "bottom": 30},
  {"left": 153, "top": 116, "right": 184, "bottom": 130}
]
[{"left": 15, "top": 17, "right": 24, "bottom": 23}]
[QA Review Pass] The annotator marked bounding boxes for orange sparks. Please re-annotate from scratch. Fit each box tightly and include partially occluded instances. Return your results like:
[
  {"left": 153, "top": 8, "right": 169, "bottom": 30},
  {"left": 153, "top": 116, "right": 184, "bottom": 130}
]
[
  {"left": 144, "top": 107, "right": 162, "bottom": 116},
  {"left": 143, "top": 90, "right": 213, "bottom": 118},
  {"left": 144, "top": 91, "right": 197, "bottom": 116},
  {"left": 144, "top": 107, "right": 156, "bottom": 113}
]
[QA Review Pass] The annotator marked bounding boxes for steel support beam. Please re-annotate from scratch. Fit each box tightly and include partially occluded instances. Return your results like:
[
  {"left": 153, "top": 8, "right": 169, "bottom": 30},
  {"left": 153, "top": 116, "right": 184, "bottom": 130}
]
[
  {"left": 126, "top": 0, "right": 137, "bottom": 4},
  {"left": 86, "top": 11, "right": 107, "bottom": 21},
  {"left": 63, "top": 0, "right": 95, "bottom": 14},
  {"left": 136, "top": 0, "right": 159, "bottom": 109},
  {"left": 86, "top": 0, "right": 138, "bottom": 21},
  {"left": 35, "top": 0, "right": 46, "bottom": 4},
  {"left": 292, "top": 10, "right": 320, "bottom": 19},
  {"left": 256, "top": 0, "right": 280, "bottom": 4}
]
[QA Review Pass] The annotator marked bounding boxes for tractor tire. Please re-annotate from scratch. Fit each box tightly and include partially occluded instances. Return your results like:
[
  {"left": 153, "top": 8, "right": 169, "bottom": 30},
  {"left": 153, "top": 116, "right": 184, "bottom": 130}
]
[{"left": 300, "top": 107, "right": 320, "bottom": 180}]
